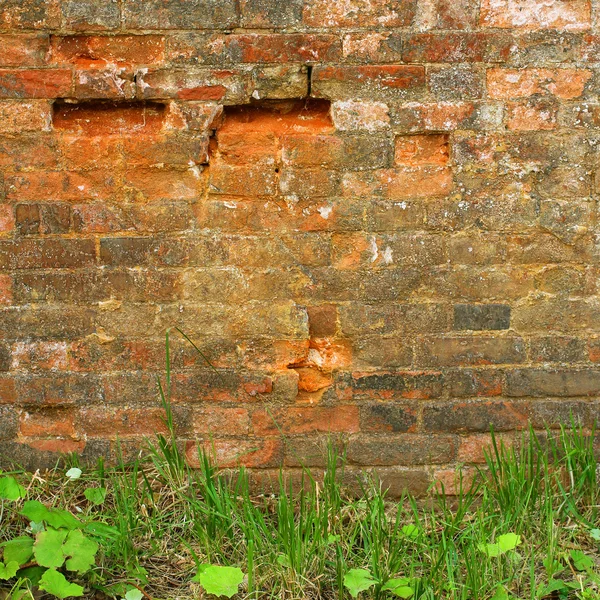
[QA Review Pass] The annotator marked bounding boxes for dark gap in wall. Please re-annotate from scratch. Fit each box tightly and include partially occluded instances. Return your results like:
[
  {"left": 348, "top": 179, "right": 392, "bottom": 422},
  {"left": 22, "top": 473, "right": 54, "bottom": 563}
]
[{"left": 52, "top": 100, "right": 167, "bottom": 134}]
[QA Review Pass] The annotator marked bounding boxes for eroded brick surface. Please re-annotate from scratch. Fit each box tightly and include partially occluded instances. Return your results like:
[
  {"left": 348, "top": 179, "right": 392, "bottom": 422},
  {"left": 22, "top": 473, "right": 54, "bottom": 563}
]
[{"left": 0, "top": 0, "right": 597, "bottom": 496}]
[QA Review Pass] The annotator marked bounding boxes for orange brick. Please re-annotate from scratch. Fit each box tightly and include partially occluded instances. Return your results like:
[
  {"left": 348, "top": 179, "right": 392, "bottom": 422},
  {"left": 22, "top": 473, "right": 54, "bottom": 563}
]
[
  {"left": 0, "top": 69, "right": 72, "bottom": 98},
  {"left": 487, "top": 68, "right": 592, "bottom": 99},
  {"left": 19, "top": 408, "right": 75, "bottom": 438},
  {"left": 395, "top": 134, "right": 450, "bottom": 166},
  {"left": 187, "top": 438, "right": 283, "bottom": 468},
  {"left": 252, "top": 406, "right": 360, "bottom": 435},
  {"left": 51, "top": 35, "right": 165, "bottom": 67},
  {"left": 480, "top": 0, "right": 591, "bottom": 31}
]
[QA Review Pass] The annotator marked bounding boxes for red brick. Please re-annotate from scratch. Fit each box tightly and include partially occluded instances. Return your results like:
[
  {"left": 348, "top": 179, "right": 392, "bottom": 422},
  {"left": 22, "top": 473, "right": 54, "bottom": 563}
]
[
  {"left": 480, "top": 0, "right": 591, "bottom": 31},
  {"left": 0, "top": 376, "right": 16, "bottom": 404},
  {"left": 192, "top": 407, "right": 250, "bottom": 435},
  {"left": 0, "top": 34, "right": 49, "bottom": 67},
  {"left": 0, "top": 239, "right": 96, "bottom": 269},
  {"left": 12, "top": 342, "right": 68, "bottom": 371},
  {"left": 187, "top": 438, "right": 283, "bottom": 469},
  {"left": 487, "top": 68, "right": 592, "bottom": 99},
  {"left": 0, "top": 69, "right": 71, "bottom": 98},
  {"left": 53, "top": 101, "right": 166, "bottom": 134},
  {"left": 403, "top": 33, "right": 511, "bottom": 63},
  {"left": 395, "top": 134, "right": 449, "bottom": 165},
  {"left": 124, "top": 167, "right": 202, "bottom": 201},
  {"left": 507, "top": 100, "right": 557, "bottom": 131},
  {"left": 78, "top": 407, "right": 169, "bottom": 438},
  {"left": 252, "top": 406, "right": 360, "bottom": 436},
  {"left": 0, "top": 101, "right": 52, "bottom": 133},
  {"left": 343, "top": 167, "right": 453, "bottom": 199},
  {"left": 73, "top": 68, "right": 135, "bottom": 100},
  {"left": 303, "top": 0, "right": 416, "bottom": 27},
  {"left": 19, "top": 407, "right": 75, "bottom": 437},
  {"left": 51, "top": 35, "right": 166, "bottom": 67},
  {"left": 6, "top": 171, "right": 116, "bottom": 201},
  {"left": 312, "top": 65, "right": 425, "bottom": 92},
  {"left": 25, "top": 439, "right": 86, "bottom": 454},
  {"left": 0, "top": 205, "right": 14, "bottom": 234}
]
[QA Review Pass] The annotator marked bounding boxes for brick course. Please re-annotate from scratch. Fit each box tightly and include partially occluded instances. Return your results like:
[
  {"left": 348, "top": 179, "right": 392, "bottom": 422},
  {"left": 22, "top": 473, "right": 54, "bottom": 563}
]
[{"left": 0, "top": 0, "right": 598, "bottom": 494}]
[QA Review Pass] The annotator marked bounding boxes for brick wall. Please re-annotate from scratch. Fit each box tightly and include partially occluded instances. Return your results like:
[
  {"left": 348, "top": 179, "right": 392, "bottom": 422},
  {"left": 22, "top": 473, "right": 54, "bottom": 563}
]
[{"left": 0, "top": 0, "right": 599, "bottom": 494}]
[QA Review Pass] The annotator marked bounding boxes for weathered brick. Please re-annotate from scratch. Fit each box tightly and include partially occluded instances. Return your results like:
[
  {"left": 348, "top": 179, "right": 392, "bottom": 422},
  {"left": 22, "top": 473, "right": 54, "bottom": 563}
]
[
  {"left": 506, "top": 368, "right": 600, "bottom": 397},
  {"left": 480, "top": 0, "right": 591, "bottom": 31},
  {"left": 240, "top": 0, "right": 303, "bottom": 28},
  {"left": 423, "top": 400, "right": 528, "bottom": 433},
  {"left": 0, "top": 239, "right": 95, "bottom": 269},
  {"left": 448, "top": 368, "right": 504, "bottom": 397},
  {"left": 187, "top": 438, "right": 283, "bottom": 469},
  {"left": 0, "top": 101, "right": 51, "bottom": 133},
  {"left": 168, "top": 33, "right": 341, "bottom": 65},
  {"left": 428, "top": 65, "right": 484, "bottom": 100},
  {"left": 0, "top": 34, "right": 49, "bottom": 66},
  {"left": 359, "top": 403, "right": 418, "bottom": 433},
  {"left": 331, "top": 100, "right": 391, "bottom": 131},
  {"left": 252, "top": 406, "right": 359, "bottom": 436},
  {"left": 403, "top": 33, "right": 511, "bottom": 63},
  {"left": 454, "top": 304, "right": 511, "bottom": 331},
  {"left": 0, "top": 0, "right": 59, "bottom": 29},
  {"left": 123, "top": 0, "right": 239, "bottom": 29},
  {"left": 415, "top": 335, "right": 525, "bottom": 367},
  {"left": 312, "top": 65, "right": 425, "bottom": 100},
  {"left": 351, "top": 371, "right": 443, "bottom": 400},
  {"left": 51, "top": 35, "right": 165, "bottom": 66},
  {"left": 61, "top": 0, "right": 120, "bottom": 30},
  {"left": 6, "top": 171, "right": 116, "bottom": 201},
  {"left": 341, "top": 33, "right": 403, "bottom": 63},
  {"left": 303, "top": 0, "right": 416, "bottom": 27},
  {"left": 347, "top": 434, "right": 457, "bottom": 466},
  {"left": 487, "top": 68, "right": 592, "bottom": 99}
]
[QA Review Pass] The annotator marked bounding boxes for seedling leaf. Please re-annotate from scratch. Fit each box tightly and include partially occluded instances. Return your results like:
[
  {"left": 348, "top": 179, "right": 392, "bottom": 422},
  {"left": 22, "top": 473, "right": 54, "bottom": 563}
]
[
  {"left": 382, "top": 578, "right": 414, "bottom": 598},
  {"left": 491, "top": 585, "right": 509, "bottom": 600},
  {"left": 570, "top": 549, "right": 594, "bottom": 571},
  {"left": 34, "top": 529, "right": 68, "bottom": 568},
  {"left": 497, "top": 534, "right": 521, "bottom": 553},
  {"left": 39, "top": 569, "right": 84, "bottom": 599},
  {"left": 65, "top": 469, "right": 82, "bottom": 481},
  {"left": 401, "top": 525, "right": 420, "bottom": 540},
  {"left": 0, "top": 476, "right": 26, "bottom": 501},
  {"left": 124, "top": 589, "right": 143, "bottom": 600},
  {"left": 344, "top": 569, "right": 377, "bottom": 598},
  {"left": 195, "top": 565, "right": 244, "bottom": 598},
  {"left": 83, "top": 488, "right": 106, "bottom": 506}
]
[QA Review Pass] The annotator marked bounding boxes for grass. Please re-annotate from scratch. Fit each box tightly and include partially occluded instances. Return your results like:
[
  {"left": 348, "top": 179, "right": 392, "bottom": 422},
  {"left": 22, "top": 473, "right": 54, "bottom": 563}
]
[{"left": 0, "top": 334, "right": 599, "bottom": 599}]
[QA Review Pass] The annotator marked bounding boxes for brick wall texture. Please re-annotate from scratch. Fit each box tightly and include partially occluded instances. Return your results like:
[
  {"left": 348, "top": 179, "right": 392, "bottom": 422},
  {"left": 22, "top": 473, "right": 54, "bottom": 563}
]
[{"left": 1, "top": 0, "right": 600, "bottom": 493}]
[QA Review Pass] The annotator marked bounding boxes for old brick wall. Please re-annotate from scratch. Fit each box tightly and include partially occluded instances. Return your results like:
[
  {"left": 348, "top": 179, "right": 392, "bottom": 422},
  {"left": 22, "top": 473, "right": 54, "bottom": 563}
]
[{"left": 0, "top": 0, "right": 599, "bottom": 493}]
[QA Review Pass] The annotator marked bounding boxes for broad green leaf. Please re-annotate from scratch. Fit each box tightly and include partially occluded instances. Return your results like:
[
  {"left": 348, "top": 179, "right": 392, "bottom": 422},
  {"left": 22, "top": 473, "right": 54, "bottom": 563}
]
[
  {"left": 34, "top": 529, "right": 68, "bottom": 568},
  {"left": 17, "top": 566, "right": 45, "bottom": 587},
  {"left": 65, "top": 468, "right": 82, "bottom": 481},
  {"left": 38, "top": 569, "right": 84, "bottom": 599},
  {"left": 3, "top": 537, "right": 34, "bottom": 566},
  {"left": 20, "top": 501, "right": 49, "bottom": 523},
  {"left": 570, "top": 549, "right": 594, "bottom": 571},
  {"left": 327, "top": 534, "right": 340, "bottom": 544},
  {"left": 497, "top": 533, "right": 522, "bottom": 553},
  {"left": 63, "top": 530, "right": 98, "bottom": 574},
  {"left": 124, "top": 589, "right": 144, "bottom": 600},
  {"left": 196, "top": 565, "right": 244, "bottom": 598},
  {"left": 344, "top": 569, "right": 377, "bottom": 598},
  {"left": 0, "top": 476, "right": 26, "bottom": 501},
  {"left": 401, "top": 525, "right": 420, "bottom": 539},
  {"left": 491, "top": 585, "right": 509, "bottom": 600},
  {"left": 590, "top": 529, "right": 600, "bottom": 541},
  {"left": 21, "top": 501, "right": 80, "bottom": 530},
  {"left": 382, "top": 578, "right": 414, "bottom": 598},
  {"left": 0, "top": 561, "right": 19, "bottom": 580},
  {"left": 84, "top": 488, "right": 106, "bottom": 506},
  {"left": 478, "top": 533, "right": 521, "bottom": 558}
]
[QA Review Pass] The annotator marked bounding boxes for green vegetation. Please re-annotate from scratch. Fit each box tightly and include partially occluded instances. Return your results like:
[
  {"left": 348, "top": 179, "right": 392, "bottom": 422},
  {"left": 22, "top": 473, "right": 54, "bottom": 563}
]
[{"left": 0, "top": 333, "right": 599, "bottom": 599}]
